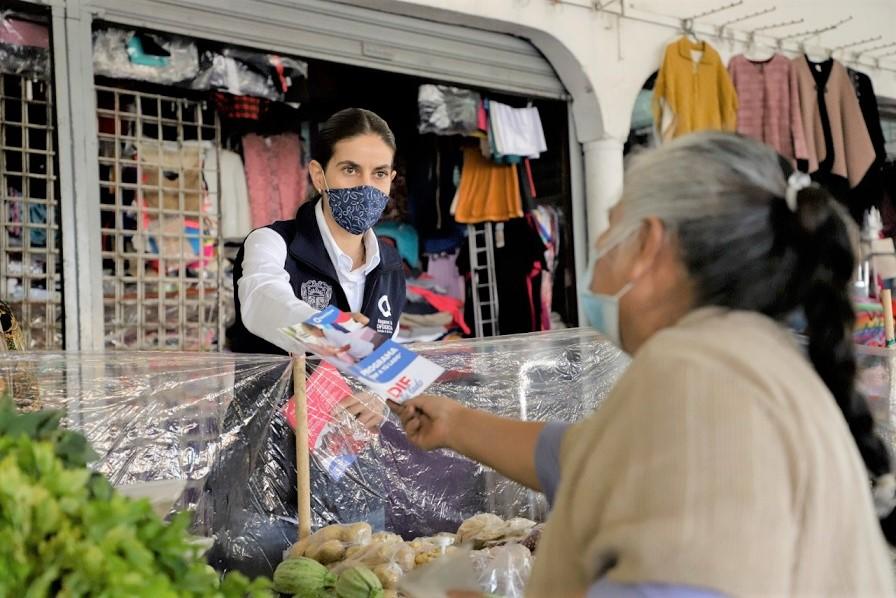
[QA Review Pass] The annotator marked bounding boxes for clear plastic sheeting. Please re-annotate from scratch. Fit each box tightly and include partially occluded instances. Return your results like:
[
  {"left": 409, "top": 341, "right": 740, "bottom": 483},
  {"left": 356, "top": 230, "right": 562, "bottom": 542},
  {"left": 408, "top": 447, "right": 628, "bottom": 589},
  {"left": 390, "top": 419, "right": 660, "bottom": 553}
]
[
  {"left": 0, "top": 329, "right": 625, "bottom": 578},
  {"left": 6, "top": 332, "right": 896, "bottom": 582}
]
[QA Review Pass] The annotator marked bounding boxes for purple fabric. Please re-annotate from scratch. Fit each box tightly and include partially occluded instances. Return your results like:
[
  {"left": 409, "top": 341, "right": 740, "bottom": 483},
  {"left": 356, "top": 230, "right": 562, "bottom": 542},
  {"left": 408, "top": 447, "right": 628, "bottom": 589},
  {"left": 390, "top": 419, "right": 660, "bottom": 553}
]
[
  {"left": 587, "top": 581, "right": 725, "bottom": 598},
  {"left": 535, "top": 422, "right": 570, "bottom": 507},
  {"left": 426, "top": 251, "right": 464, "bottom": 301}
]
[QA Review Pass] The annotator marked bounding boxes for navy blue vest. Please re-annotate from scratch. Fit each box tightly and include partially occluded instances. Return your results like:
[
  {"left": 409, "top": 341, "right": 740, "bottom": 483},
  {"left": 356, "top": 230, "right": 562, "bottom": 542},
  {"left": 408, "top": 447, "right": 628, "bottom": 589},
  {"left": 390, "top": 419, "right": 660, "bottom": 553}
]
[{"left": 228, "top": 199, "right": 406, "bottom": 354}]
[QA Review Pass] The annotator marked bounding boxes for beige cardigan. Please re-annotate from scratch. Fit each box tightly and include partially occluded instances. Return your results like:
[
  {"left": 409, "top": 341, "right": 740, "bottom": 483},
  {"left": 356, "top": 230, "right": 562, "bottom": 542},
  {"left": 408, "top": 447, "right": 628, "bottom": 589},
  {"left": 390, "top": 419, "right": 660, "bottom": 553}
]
[
  {"left": 793, "top": 56, "right": 875, "bottom": 188},
  {"left": 527, "top": 309, "right": 893, "bottom": 597}
]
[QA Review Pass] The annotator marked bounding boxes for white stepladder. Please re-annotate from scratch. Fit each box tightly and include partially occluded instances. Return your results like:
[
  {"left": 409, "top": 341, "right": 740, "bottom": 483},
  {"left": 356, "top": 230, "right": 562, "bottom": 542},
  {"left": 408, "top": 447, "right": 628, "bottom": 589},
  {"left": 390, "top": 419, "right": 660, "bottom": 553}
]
[{"left": 466, "top": 223, "right": 500, "bottom": 338}]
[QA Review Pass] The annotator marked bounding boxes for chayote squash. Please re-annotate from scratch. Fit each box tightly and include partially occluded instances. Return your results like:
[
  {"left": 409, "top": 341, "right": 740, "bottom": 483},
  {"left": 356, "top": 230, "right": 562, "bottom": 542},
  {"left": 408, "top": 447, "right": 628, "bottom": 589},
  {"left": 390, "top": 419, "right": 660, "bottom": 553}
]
[
  {"left": 273, "top": 557, "right": 336, "bottom": 597},
  {"left": 334, "top": 565, "right": 384, "bottom": 598}
]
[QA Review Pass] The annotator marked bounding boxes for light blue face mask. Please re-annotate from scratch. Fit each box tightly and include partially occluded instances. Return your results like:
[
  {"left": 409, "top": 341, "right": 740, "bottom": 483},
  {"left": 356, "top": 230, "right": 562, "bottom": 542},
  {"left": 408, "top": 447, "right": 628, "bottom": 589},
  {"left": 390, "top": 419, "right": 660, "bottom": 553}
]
[{"left": 579, "top": 241, "right": 635, "bottom": 349}]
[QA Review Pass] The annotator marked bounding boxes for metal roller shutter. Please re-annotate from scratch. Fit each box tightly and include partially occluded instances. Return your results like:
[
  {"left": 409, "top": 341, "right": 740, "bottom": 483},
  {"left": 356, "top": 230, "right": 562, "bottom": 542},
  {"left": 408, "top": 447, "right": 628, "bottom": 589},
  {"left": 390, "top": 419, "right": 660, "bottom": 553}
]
[{"left": 83, "top": 0, "right": 566, "bottom": 99}]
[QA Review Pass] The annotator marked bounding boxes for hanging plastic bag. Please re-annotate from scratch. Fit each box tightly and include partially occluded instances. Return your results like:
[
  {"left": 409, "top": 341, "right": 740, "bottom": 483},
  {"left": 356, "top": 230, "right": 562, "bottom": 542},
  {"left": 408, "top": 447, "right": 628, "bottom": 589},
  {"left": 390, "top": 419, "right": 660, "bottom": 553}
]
[
  {"left": 221, "top": 47, "right": 307, "bottom": 95},
  {"left": 93, "top": 28, "right": 199, "bottom": 85},
  {"left": 190, "top": 49, "right": 306, "bottom": 101},
  {"left": 0, "top": 15, "right": 50, "bottom": 78},
  {"left": 418, "top": 84, "right": 481, "bottom": 136}
]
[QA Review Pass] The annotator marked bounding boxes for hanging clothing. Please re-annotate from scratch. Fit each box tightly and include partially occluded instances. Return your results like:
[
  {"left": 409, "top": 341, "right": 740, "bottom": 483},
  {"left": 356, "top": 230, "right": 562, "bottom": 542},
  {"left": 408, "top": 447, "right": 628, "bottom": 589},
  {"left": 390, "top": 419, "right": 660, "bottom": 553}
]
[
  {"left": 516, "top": 158, "right": 538, "bottom": 212},
  {"left": 845, "top": 68, "right": 888, "bottom": 224},
  {"left": 494, "top": 217, "right": 547, "bottom": 334},
  {"left": 213, "top": 92, "right": 270, "bottom": 121},
  {"left": 459, "top": 218, "right": 547, "bottom": 335},
  {"left": 487, "top": 101, "right": 548, "bottom": 159},
  {"left": 653, "top": 37, "right": 738, "bottom": 141},
  {"left": 204, "top": 148, "right": 251, "bottom": 241},
  {"left": 423, "top": 229, "right": 466, "bottom": 256},
  {"left": 242, "top": 133, "right": 308, "bottom": 229},
  {"left": 881, "top": 162, "right": 896, "bottom": 236},
  {"left": 533, "top": 206, "right": 560, "bottom": 332},
  {"left": 728, "top": 54, "right": 808, "bottom": 163},
  {"left": 793, "top": 56, "right": 875, "bottom": 189},
  {"left": 407, "top": 135, "right": 463, "bottom": 236},
  {"left": 848, "top": 68, "right": 888, "bottom": 164},
  {"left": 453, "top": 148, "right": 523, "bottom": 224}
]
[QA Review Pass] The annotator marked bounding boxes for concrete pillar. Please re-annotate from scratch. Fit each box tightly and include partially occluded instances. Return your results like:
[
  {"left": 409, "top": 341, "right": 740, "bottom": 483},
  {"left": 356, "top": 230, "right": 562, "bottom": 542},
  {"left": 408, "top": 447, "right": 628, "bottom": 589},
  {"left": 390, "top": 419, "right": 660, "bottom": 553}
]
[{"left": 582, "top": 137, "right": 625, "bottom": 253}]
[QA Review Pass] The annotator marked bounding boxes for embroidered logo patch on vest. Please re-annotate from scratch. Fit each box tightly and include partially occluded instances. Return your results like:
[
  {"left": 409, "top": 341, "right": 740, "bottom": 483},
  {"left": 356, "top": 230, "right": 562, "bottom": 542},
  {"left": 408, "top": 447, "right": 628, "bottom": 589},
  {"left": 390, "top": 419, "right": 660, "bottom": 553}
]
[{"left": 300, "top": 280, "right": 333, "bottom": 310}]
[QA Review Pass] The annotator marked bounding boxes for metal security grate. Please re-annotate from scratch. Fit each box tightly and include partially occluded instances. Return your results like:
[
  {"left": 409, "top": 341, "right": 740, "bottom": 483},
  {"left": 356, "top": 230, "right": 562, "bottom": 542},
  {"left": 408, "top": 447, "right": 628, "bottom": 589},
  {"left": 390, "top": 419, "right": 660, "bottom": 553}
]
[
  {"left": 96, "top": 85, "right": 223, "bottom": 351},
  {"left": 0, "top": 75, "right": 62, "bottom": 350}
]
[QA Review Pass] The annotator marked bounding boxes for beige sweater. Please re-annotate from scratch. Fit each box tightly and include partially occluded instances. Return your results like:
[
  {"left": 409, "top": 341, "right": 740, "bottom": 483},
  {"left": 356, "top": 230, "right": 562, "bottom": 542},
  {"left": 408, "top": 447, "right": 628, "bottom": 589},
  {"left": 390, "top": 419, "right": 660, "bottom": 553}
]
[
  {"left": 793, "top": 56, "right": 875, "bottom": 188},
  {"left": 527, "top": 308, "right": 894, "bottom": 597}
]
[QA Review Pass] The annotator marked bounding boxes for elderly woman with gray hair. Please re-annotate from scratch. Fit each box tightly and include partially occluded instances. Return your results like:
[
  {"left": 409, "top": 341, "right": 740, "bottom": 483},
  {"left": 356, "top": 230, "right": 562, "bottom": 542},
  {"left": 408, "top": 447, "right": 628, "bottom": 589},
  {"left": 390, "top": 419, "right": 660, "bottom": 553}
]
[{"left": 391, "top": 132, "right": 896, "bottom": 596}]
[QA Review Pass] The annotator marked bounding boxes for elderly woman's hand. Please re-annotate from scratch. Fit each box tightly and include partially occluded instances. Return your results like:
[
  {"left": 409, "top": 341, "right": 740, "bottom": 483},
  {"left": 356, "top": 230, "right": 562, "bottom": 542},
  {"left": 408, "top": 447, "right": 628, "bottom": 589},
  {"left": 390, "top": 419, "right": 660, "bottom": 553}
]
[{"left": 388, "top": 395, "right": 466, "bottom": 451}]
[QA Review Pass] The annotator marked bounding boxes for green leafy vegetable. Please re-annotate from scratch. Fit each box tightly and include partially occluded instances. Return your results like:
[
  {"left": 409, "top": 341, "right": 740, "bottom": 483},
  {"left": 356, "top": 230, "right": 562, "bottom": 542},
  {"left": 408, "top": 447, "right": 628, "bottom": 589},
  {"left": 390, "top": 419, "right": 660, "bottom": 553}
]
[
  {"left": 0, "top": 398, "right": 272, "bottom": 597},
  {"left": 0, "top": 397, "right": 96, "bottom": 468}
]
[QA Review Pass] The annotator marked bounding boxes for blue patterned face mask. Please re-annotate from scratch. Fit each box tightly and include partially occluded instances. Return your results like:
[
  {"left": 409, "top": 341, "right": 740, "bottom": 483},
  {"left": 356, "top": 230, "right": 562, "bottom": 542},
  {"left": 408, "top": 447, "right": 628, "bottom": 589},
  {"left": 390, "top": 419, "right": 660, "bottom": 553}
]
[{"left": 324, "top": 177, "right": 390, "bottom": 235}]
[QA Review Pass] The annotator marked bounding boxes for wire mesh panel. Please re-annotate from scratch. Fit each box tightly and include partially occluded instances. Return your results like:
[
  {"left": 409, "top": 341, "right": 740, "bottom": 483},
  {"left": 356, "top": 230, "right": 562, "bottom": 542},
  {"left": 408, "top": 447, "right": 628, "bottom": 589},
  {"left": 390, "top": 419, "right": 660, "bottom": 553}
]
[
  {"left": 96, "top": 84, "right": 223, "bottom": 351},
  {"left": 0, "top": 75, "right": 62, "bottom": 350}
]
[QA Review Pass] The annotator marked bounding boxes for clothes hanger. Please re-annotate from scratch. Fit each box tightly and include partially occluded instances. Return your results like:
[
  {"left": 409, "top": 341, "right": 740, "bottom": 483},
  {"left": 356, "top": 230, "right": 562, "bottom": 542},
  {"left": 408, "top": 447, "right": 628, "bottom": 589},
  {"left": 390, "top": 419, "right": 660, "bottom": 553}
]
[
  {"left": 790, "top": 17, "right": 852, "bottom": 64},
  {"left": 681, "top": 18, "right": 700, "bottom": 44},
  {"left": 743, "top": 31, "right": 777, "bottom": 62},
  {"left": 802, "top": 39, "right": 832, "bottom": 64}
]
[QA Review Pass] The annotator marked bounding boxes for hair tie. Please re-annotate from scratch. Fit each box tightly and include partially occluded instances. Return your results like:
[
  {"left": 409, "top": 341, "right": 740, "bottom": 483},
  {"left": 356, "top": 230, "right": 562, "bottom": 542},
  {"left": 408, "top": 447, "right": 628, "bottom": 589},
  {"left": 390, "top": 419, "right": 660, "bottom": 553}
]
[
  {"left": 873, "top": 473, "right": 896, "bottom": 517},
  {"left": 785, "top": 172, "right": 812, "bottom": 212}
]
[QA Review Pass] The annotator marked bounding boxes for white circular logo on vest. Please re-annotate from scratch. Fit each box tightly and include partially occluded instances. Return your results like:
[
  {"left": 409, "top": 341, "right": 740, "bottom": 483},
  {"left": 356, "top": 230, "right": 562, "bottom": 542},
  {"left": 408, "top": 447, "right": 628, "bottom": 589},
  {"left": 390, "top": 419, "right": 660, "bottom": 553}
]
[
  {"left": 300, "top": 280, "right": 333, "bottom": 310},
  {"left": 378, "top": 295, "right": 392, "bottom": 318}
]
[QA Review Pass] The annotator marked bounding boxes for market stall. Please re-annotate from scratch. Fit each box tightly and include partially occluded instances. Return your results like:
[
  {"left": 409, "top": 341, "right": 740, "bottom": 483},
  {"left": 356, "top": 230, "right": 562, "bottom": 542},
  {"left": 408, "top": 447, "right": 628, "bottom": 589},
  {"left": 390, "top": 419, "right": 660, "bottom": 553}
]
[
  {"left": 6, "top": 322, "right": 896, "bottom": 594},
  {"left": 0, "top": 328, "right": 625, "bottom": 594}
]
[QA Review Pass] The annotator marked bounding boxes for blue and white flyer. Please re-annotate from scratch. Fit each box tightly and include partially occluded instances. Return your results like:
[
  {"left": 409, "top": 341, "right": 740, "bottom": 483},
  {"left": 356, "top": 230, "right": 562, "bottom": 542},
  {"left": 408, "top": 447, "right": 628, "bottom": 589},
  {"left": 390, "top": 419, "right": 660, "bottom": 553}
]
[{"left": 282, "top": 306, "right": 444, "bottom": 404}]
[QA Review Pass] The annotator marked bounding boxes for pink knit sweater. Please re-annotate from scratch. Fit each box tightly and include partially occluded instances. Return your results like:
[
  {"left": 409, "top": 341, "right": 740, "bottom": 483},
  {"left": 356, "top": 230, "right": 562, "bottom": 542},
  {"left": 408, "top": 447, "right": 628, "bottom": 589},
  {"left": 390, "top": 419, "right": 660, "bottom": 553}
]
[{"left": 728, "top": 54, "right": 809, "bottom": 162}]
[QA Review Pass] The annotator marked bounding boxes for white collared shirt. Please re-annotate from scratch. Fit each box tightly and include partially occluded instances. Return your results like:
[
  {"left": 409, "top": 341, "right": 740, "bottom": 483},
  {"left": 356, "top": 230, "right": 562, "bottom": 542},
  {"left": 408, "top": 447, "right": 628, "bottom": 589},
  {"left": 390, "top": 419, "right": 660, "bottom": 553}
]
[
  {"left": 314, "top": 200, "right": 380, "bottom": 312},
  {"left": 237, "top": 203, "right": 387, "bottom": 354}
]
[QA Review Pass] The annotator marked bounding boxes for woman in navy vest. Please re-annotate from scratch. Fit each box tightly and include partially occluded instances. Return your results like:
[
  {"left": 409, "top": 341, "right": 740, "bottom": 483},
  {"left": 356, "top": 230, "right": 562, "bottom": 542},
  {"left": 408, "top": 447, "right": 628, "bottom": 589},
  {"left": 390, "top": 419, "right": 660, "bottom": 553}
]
[
  {"left": 229, "top": 108, "right": 407, "bottom": 427},
  {"left": 209, "top": 109, "right": 410, "bottom": 576}
]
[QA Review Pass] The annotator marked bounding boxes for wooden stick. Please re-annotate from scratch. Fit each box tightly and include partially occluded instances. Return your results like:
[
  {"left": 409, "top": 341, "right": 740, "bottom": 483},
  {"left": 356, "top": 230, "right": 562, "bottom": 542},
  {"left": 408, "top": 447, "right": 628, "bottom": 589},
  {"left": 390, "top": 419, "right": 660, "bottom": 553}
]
[
  {"left": 293, "top": 355, "right": 312, "bottom": 539},
  {"left": 883, "top": 290, "right": 895, "bottom": 348}
]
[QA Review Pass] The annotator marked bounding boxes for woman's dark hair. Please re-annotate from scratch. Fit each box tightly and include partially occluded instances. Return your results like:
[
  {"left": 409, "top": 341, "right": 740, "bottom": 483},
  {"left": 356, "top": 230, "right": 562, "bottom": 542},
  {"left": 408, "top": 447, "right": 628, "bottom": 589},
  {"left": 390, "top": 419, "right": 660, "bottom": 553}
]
[
  {"left": 615, "top": 131, "right": 896, "bottom": 542},
  {"left": 313, "top": 108, "right": 396, "bottom": 168}
]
